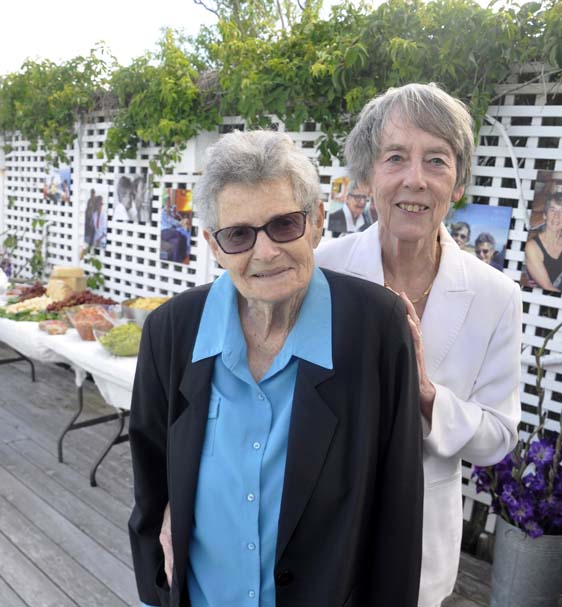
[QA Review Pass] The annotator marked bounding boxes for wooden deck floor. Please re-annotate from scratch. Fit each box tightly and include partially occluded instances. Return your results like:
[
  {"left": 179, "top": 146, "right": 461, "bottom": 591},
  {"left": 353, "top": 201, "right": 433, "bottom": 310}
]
[{"left": 0, "top": 343, "right": 492, "bottom": 607}]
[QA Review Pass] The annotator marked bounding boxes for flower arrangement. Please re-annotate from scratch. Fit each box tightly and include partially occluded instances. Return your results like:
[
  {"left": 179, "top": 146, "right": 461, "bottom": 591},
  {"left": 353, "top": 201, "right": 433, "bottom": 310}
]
[{"left": 473, "top": 321, "right": 562, "bottom": 538}]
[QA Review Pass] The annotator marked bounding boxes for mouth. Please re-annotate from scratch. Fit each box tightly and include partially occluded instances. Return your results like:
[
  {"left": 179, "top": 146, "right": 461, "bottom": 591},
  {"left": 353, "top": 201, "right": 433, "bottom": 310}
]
[
  {"left": 397, "top": 202, "right": 429, "bottom": 213},
  {"left": 252, "top": 267, "right": 291, "bottom": 279}
]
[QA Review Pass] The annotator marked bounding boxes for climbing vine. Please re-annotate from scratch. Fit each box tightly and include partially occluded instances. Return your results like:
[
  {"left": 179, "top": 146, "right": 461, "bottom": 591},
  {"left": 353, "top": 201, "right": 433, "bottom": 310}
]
[{"left": 0, "top": 0, "right": 560, "bottom": 169}]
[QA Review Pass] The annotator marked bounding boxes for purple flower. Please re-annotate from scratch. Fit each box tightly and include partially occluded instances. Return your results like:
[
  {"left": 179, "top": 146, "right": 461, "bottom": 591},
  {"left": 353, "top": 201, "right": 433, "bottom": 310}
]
[
  {"left": 528, "top": 440, "right": 555, "bottom": 468},
  {"left": 501, "top": 482, "right": 520, "bottom": 508},
  {"left": 522, "top": 470, "right": 546, "bottom": 492},
  {"left": 472, "top": 467, "right": 492, "bottom": 492},
  {"left": 506, "top": 496, "right": 534, "bottom": 524},
  {"left": 538, "top": 494, "right": 562, "bottom": 518},
  {"left": 522, "top": 520, "right": 544, "bottom": 538}
]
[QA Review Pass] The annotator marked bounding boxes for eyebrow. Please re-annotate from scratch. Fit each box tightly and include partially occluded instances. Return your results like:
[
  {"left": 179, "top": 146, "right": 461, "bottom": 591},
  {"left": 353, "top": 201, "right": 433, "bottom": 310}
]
[{"left": 380, "top": 143, "right": 454, "bottom": 156}]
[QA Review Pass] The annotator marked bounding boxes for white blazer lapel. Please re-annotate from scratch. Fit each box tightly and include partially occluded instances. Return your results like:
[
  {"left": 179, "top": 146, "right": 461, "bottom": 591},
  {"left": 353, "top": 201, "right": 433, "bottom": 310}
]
[
  {"left": 421, "top": 226, "right": 475, "bottom": 375},
  {"left": 343, "top": 223, "right": 385, "bottom": 284}
]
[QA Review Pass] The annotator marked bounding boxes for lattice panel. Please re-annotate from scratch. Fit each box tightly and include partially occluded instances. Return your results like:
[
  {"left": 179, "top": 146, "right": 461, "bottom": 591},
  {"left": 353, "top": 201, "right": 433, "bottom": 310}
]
[
  {"left": 1, "top": 74, "right": 562, "bottom": 535},
  {"left": 460, "top": 73, "right": 562, "bottom": 531},
  {"left": 0, "top": 134, "right": 76, "bottom": 279}
]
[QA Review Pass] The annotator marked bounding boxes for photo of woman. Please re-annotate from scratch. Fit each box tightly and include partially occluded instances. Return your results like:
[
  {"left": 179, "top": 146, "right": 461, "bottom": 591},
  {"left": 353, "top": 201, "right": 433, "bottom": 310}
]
[{"left": 522, "top": 171, "right": 562, "bottom": 292}]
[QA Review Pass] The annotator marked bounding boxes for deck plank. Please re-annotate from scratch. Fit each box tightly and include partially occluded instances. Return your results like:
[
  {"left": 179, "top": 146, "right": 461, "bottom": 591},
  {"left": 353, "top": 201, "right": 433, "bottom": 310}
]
[
  {"left": 0, "top": 465, "right": 138, "bottom": 606},
  {"left": 0, "top": 341, "right": 511, "bottom": 607},
  {"left": 0, "top": 495, "right": 129, "bottom": 607},
  {"left": 0, "top": 577, "right": 27, "bottom": 607}
]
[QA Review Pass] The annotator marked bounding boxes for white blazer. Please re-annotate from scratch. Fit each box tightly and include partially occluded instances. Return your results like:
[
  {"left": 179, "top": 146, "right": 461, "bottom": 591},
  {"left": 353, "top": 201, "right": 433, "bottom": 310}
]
[{"left": 315, "top": 222, "right": 521, "bottom": 607}]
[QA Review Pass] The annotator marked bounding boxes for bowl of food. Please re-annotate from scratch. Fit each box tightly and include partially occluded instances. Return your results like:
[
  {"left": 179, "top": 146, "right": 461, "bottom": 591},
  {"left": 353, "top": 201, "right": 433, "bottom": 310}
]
[
  {"left": 66, "top": 304, "right": 115, "bottom": 341},
  {"left": 121, "top": 296, "right": 169, "bottom": 327},
  {"left": 93, "top": 321, "right": 142, "bottom": 357}
]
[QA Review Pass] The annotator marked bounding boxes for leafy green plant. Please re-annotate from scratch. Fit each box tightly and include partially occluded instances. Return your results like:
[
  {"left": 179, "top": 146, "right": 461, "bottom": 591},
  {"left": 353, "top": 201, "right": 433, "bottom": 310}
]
[
  {"left": 103, "top": 29, "right": 220, "bottom": 174},
  {"left": 0, "top": 0, "right": 560, "bottom": 168},
  {"left": 0, "top": 211, "right": 47, "bottom": 280},
  {"left": 0, "top": 44, "right": 115, "bottom": 165},
  {"left": 82, "top": 247, "right": 106, "bottom": 290}
]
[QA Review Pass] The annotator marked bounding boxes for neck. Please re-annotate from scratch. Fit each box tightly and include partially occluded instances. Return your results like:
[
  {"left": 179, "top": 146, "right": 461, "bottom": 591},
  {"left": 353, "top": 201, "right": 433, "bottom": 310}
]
[
  {"left": 239, "top": 289, "right": 305, "bottom": 343},
  {"left": 542, "top": 229, "right": 562, "bottom": 247},
  {"left": 380, "top": 226, "right": 441, "bottom": 289}
]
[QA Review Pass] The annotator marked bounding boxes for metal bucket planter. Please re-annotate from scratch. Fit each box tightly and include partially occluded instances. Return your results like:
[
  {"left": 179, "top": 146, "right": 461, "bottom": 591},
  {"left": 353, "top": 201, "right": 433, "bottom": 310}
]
[{"left": 490, "top": 516, "right": 562, "bottom": 607}]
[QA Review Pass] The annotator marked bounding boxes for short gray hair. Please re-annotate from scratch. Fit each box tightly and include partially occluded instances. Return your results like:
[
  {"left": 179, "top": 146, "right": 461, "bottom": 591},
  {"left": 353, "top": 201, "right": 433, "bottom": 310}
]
[
  {"left": 345, "top": 83, "right": 474, "bottom": 190},
  {"left": 475, "top": 232, "right": 495, "bottom": 247},
  {"left": 195, "top": 130, "right": 323, "bottom": 229}
]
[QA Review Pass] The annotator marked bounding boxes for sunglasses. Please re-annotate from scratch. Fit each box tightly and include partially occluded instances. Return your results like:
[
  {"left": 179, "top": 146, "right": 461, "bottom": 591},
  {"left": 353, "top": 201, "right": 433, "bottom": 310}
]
[
  {"left": 452, "top": 231, "right": 469, "bottom": 241},
  {"left": 212, "top": 211, "right": 308, "bottom": 254}
]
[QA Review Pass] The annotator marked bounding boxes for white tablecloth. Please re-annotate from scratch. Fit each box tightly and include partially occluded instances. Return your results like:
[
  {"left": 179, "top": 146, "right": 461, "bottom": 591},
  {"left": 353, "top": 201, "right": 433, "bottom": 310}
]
[
  {"left": 42, "top": 330, "right": 137, "bottom": 410},
  {"left": 0, "top": 317, "right": 74, "bottom": 366}
]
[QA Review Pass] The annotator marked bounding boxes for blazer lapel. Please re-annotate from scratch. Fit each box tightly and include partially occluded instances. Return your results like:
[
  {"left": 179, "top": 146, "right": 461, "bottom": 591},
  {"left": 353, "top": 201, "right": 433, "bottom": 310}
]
[
  {"left": 421, "top": 227, "right": 475, "bottom": 375},
  {"left": 343, "top": 223, "right": 385, "bottom": 285},
  {"left": 276, "top": 360, "right": 337, "bottom": 563},
  {"left": 169, "top": 357, "right": 215, "bottom": 599}
]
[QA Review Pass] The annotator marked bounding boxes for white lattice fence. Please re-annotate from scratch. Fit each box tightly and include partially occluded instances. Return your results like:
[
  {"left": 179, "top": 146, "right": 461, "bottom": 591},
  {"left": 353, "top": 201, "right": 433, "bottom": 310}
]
[
  {"left": 461, "top": 74, "right": 562, "bottom": 531},
  {"left": 1, "top": 74, "right": 561, "bottom": 533}
]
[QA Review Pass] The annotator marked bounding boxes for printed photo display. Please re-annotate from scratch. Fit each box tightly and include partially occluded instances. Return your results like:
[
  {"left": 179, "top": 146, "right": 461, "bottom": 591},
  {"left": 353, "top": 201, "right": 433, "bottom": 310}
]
[
  {"left": 521, "top": 170, "right": 562, "bottom": 292},
  {"left": 159, "top": 187, "right": 193, "bottom": 265},
  {"left": 445, "top": 203, "right": 512, "bottom": 272},
  {"left": 84, "top": 186, "right": 109, "bottom": 249},
  {"left": 43, "top": 166, "right": 71, "bottom": 203},
  {"left": 327, "top": 171, "right": 376, "bottom": 237},
  {"left": 113, "top": 173, "right": 152, "bottom": 223}
]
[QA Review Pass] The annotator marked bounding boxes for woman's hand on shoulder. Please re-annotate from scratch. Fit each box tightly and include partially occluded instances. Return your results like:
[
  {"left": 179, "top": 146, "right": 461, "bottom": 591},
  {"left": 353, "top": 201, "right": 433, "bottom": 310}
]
[
  {"left": 159, "top": 502, "right": 173, "bottom": 588},
  {"left": 400, "top": 292, "right": 436, "bottom": 424}
]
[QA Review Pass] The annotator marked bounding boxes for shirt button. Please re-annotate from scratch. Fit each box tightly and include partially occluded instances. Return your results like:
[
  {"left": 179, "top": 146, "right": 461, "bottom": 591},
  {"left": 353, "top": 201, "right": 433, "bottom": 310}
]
[
  {"left": 247, "top": 542, "right": 256, "bottom": 550},
  {"left": 248, "top": 590, "right": 256, "bottom": 599},
  {"left": 257, "top": 393, "right": 265, "bottom": 400},
  {"left": 247, "top": 493, "right": 255, "bottom": 502},
  {"left": 252, "top": 441, "right": 261, "bottom": 450}
]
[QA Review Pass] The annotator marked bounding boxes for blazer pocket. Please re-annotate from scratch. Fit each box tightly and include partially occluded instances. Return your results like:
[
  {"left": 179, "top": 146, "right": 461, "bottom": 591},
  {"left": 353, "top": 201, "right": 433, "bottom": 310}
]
[{"left": 201, "top": 394, "right": 220, "bottom": 456}]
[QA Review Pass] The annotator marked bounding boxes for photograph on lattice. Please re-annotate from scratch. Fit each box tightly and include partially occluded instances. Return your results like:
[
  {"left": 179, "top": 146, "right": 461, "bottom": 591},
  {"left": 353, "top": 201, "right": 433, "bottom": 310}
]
[
  {"left": 521, "top": 170, "right": 562, "bottom": 292},
  {"left": 327, "top": 170, "right": 376, "bottom": 238},
  {"left": 42, "top": 165, "right": 71, "bottom": 204},
  {"left": 84, "top": 185, "right": 109, "bottom": 249},
  {"left": 159, "top": 187, "right": 193, "bottom": 265},
  {"left": 113, "top": 172, "right": 152, "bottom": 223},
  {"left": 445, "top": 203, "right": 512, "bottom": 272}
]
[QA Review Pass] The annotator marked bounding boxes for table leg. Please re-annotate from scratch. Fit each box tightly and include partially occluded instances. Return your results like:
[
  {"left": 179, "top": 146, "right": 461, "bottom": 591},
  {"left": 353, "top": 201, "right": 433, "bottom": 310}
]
[
  {"left": 0, "top": 347, "right": 36, "bottom": 381},
  {"left": 57, "top": 385, "right": 84, "bottom": 463},
  {"left": 89, "top": 409, "right": 130, "bottom": 487}
]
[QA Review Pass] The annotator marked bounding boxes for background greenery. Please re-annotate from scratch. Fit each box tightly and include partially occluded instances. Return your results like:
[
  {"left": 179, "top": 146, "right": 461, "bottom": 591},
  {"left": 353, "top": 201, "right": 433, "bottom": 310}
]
[{"left": 0, "top": 0, "right": 561, "bottom": 172}]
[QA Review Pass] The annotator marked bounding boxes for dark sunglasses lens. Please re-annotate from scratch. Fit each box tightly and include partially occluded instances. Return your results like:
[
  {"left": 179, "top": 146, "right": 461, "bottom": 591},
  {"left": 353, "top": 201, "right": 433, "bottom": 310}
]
[
  {"left": 216, "top": 226, "right": 255, "bottom": 253},
  {"left": 267, "top": 213, "right": 306, "bottom": 242}
]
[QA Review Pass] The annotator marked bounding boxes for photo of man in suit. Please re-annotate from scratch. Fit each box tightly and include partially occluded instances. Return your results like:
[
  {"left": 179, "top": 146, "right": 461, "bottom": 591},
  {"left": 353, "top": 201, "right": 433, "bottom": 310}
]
[{"left": 327, "top": 182, "right": 373, "bottom": 237}]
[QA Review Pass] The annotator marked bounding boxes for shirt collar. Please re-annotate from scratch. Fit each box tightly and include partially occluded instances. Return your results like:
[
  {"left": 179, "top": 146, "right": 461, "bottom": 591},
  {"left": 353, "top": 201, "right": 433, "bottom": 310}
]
[{"left": 192, "top": 268, "right": 333, "bottom": 371}]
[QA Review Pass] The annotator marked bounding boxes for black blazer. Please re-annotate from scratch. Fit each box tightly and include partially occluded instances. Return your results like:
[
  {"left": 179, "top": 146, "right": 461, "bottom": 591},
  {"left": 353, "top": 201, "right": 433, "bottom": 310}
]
[
  {"left": 327, "top": 208, "right": 347, "bottom": 237},
  {"left": 128, "top": 269, "right": 423, "bottom": 607}
]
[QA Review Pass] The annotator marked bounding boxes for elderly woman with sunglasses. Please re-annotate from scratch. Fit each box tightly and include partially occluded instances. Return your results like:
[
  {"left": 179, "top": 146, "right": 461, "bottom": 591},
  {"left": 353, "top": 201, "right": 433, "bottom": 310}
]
[
  {"left": 129, "top": 130, "right": 423, "bottom": 607},
  {"left": 316, "top": 83, "right": 522, "bottom": 607}
]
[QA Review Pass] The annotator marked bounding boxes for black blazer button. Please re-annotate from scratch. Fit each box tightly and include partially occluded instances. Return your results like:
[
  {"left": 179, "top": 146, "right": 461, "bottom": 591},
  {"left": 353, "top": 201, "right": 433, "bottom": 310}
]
[{"left": 275, "top": 569, "right": 294, "bottom": 586}]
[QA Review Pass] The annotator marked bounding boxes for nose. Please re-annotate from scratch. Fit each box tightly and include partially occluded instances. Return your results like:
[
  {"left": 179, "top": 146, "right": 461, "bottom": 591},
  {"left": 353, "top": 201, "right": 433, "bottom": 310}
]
[
  {"left": 403, "top": 159, "right": 426, "bottom": 191},
  {"left": 252, "top": 229, "right": 281, "bottom": 260}
]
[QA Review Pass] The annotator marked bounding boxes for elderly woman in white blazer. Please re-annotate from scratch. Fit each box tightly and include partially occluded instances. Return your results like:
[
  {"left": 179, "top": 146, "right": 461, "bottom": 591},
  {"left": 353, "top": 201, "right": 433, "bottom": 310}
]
[{"left": 316, "top": 83, "right": 522, "bottom": 607}]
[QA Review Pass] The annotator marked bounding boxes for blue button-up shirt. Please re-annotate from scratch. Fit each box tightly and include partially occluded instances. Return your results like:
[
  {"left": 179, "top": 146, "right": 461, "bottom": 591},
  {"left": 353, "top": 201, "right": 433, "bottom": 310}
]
[{"left": 141, "top": 268, "right": 332, "bottom": 607}]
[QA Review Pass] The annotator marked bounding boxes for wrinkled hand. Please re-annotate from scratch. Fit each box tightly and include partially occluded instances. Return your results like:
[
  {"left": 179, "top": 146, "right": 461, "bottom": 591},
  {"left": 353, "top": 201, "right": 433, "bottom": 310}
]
[
  {"left": 400, "top": 292, "right": 436, "bottom": 423},
  {"left": 159, "top": 502, "right": 173, "bottom": 587}
]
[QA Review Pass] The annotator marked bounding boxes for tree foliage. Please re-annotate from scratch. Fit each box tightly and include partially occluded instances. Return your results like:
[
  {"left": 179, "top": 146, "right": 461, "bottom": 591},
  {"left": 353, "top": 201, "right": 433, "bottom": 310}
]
[
  {"left": 0, "top": 0, "right": 560, "bottom": 170},
  {"left": 0, "top": 44, "right": 114, "bottom": 164}
]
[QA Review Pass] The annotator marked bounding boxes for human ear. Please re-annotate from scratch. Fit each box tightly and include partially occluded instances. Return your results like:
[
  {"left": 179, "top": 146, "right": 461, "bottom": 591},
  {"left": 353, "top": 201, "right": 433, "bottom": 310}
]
[{"left": 451, "top": 186, "right": 465, "bottom": 203}]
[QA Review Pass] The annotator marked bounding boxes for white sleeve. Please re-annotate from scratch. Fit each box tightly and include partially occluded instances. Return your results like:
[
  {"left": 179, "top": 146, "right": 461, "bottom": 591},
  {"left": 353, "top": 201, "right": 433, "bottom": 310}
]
[{"left": 423, "top": 283, "right": 522, "bottom": 466}]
